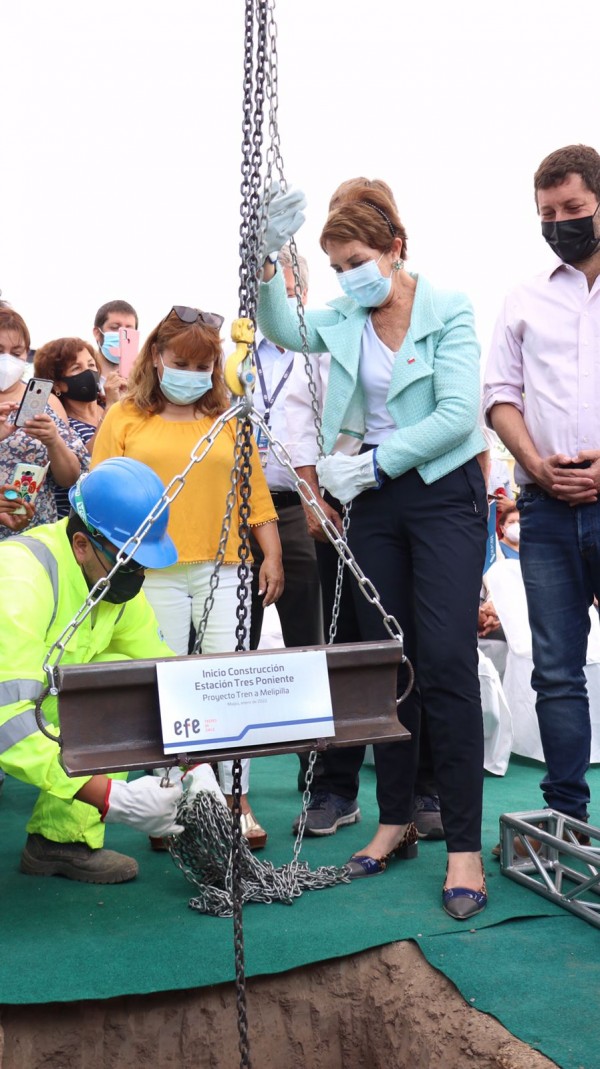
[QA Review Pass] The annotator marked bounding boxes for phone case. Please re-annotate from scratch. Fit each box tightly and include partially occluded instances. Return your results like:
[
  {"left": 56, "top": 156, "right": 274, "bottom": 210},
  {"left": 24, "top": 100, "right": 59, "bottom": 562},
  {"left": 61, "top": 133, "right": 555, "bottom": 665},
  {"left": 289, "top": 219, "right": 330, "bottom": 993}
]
[
  {"left": 15, "top": 378, "right": 54, "bottom": 427},
  {"left": 8, "top": 462, "right": 50, "bottom": 514},
  {"left": 118, "top": 328, "right": 140, "bottom": 378}
]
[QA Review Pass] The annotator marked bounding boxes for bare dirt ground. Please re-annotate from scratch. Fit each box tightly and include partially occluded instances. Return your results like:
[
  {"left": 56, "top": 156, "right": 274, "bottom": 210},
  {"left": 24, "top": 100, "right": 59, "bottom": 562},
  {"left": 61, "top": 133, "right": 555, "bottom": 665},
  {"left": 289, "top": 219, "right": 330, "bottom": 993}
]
[{"left": 0, "top": 941, "right": 556, "bottom": 1069}]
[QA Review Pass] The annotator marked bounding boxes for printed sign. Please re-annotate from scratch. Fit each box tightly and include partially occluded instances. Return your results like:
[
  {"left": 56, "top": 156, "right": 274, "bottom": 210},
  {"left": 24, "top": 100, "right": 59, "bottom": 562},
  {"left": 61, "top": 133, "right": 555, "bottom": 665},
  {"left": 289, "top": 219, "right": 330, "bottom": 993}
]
[{"left": 156, "top": 650, "right": 334, "bottom": 754}]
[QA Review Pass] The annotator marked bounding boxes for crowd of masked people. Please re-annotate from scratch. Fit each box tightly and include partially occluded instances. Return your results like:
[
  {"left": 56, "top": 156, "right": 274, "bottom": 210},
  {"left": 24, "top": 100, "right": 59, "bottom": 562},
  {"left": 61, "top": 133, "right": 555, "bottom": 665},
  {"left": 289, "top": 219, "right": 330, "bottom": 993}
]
[{"left": 1, "top": 140, "right": 600, "bottom": 923}]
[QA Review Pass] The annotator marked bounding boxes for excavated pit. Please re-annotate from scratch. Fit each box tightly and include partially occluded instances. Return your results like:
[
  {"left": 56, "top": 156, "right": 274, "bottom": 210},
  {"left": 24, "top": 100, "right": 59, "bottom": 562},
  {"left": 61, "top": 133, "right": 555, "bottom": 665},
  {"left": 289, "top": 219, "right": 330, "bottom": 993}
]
[{"left": 0, "top": 941, "right": 556, "bottom": 1069}]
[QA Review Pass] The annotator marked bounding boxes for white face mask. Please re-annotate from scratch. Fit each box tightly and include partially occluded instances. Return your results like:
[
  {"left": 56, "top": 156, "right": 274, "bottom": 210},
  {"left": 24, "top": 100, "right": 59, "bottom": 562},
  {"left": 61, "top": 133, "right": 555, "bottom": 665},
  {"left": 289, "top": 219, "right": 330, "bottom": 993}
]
[
  {"left": 504, "top": 521, "right": 520, "bottom": 544},
  {"left": 336, "top": 253, "right": 392, "bottom": 308},
  {"left": 158, "top": 357, "right": 213, "bottom": 405},
  {"left": 0, "top": 353, "right": 26, "bottom": 392}
]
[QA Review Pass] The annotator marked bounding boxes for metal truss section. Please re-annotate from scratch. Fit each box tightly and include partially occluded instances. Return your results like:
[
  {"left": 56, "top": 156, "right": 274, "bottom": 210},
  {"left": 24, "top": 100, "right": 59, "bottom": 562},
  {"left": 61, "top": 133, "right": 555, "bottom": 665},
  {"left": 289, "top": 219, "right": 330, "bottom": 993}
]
[{"left": 499, "top": 810, "right": 600, "bottom": 929}]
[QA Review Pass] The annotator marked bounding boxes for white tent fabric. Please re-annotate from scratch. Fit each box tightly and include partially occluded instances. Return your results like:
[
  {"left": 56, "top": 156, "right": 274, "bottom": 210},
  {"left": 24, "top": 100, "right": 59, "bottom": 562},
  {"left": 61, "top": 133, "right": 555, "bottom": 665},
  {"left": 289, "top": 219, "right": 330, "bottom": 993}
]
[
  {"left": 478, "top": 649, "right": 513, "bottom": 775},
  {"left": 484, "top": 558, "right": 600, "bottom": 763}
]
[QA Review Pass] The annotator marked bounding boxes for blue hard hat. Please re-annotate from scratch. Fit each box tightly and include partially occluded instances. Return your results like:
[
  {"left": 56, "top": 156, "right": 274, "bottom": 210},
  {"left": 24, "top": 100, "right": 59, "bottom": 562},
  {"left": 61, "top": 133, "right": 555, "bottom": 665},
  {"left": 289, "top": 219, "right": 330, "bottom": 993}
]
[{"left": 68, "top": 458, "right": 178, "bottom": 569}]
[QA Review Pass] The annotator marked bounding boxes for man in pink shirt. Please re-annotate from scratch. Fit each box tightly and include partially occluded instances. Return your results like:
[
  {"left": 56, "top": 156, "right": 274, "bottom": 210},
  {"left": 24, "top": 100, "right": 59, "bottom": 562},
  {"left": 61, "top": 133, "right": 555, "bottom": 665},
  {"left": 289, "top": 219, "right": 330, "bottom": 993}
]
[{"left": 483, "top": 143, "right": 600, "bottom": 827}]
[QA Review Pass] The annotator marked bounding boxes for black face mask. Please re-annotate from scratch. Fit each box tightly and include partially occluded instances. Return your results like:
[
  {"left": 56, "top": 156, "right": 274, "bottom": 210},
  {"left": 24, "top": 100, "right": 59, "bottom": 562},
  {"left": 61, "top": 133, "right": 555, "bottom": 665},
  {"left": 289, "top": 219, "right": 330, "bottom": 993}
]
[
  {"left": 101, "top": 570, "right": 145, "bottom": 604},
  {"left": 85, "top": 542, "right": 145, "bottom": 604},
  {"left": 63, "top": 369, "right": 100, "bottom": 402},
  {"left": 542, "top": 206, "right": 600, "bottom": 264}
]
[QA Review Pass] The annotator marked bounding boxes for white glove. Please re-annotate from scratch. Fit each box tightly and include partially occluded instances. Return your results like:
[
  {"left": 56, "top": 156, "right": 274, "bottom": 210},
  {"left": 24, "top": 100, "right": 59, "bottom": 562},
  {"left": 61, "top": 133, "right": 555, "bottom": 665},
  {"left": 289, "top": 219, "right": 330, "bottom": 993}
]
[
  {"left": 182, "top": 763, "right": 228, "bottom": 808},
  {"left": 316, "top": 451, "right": 383, "bottom": 504},
  {"left": 261, "top": 181, "right": 307, "bottom": 260},
  {"left": 103, "top": 777, "right": 184, "bottom": 838}
]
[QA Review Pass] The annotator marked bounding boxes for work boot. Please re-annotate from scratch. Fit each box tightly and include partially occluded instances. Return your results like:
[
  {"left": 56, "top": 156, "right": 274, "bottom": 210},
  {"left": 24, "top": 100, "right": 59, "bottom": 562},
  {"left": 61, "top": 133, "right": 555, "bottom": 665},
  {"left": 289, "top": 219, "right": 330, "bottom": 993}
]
[{"left": 20, "top": 833, "right": 139, "bottom": 884}]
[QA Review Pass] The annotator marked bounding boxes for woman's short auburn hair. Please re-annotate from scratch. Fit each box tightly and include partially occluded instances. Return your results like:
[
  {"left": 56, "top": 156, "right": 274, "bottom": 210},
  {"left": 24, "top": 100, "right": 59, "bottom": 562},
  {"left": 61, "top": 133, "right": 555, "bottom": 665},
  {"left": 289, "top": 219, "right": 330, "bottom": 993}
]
[
  {"left": 125, "top": 309, "right": 228, "bottom": 416},
  {"left": 34, "top": 338, "right": 98, "bottom": 382},
  {"left": 320, "top": 177, "right": 408, "bottom": 259},
  {"left": 0, "top": 308, "right": 31, "bottom": 351}
]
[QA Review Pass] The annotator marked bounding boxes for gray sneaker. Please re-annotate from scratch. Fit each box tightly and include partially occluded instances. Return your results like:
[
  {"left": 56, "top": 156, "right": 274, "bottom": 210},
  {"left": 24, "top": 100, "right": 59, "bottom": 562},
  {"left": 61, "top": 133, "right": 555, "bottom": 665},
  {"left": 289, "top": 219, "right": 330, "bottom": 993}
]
[
  {"left": 292, "top": 791, "right": 361, "bottom": 836},
  {"left": 20, "top": 833, "right": 139, "bottom": 884},
  {"left": 413, "top": 794, "right": 445, "bottom": 840}
]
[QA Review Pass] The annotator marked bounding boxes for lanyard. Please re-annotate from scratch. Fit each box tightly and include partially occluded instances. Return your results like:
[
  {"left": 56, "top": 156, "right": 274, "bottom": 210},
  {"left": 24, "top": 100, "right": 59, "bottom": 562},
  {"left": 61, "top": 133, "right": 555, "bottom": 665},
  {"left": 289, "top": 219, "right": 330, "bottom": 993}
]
[{"left": 254, "top": 345, "right": 293, "bottom": 423}]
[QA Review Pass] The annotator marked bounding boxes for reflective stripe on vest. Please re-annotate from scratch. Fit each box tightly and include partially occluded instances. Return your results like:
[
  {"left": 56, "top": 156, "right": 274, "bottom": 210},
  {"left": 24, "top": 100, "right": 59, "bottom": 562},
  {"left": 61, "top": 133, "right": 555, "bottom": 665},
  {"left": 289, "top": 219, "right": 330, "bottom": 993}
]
[
  {"left": 0, "top": 679, "right": 44, "bottom": 705},
  {"left": 8, "top": 536, "right": 60, "bottom": 629},
  {"left": 0, "top": 706, "right": 49, "bottom": 751},
  {"left": 0, "top": 536, "right": 58, "bottom": 753}
]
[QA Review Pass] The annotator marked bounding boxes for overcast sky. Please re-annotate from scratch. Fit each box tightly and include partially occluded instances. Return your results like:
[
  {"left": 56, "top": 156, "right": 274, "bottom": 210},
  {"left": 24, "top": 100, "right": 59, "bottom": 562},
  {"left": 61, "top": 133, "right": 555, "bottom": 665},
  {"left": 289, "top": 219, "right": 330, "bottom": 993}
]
[{"left": 3, "top": 0, "right": 597, "bottom": 357}]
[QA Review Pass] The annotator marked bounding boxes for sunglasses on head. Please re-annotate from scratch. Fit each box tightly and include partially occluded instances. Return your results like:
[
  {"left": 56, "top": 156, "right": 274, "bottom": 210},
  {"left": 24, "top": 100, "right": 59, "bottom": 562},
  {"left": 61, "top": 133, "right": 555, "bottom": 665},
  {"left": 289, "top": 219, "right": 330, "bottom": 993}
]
[{"left": 169, "top": 306, "right": 224, "bottom": 331}]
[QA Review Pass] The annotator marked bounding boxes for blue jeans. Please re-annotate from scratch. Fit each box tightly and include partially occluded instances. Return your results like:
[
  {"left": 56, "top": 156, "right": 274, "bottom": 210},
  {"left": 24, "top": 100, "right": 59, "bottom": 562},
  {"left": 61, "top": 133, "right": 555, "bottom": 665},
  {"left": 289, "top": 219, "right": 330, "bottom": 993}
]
[{"left": 518, "top": 488, "right": 600, "bottom": 820}]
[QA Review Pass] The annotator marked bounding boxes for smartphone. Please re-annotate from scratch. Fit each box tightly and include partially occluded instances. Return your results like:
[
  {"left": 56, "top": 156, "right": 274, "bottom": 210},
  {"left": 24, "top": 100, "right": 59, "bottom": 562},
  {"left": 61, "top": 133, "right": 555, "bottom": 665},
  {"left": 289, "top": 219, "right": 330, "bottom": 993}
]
[
  {"left": 15, "top": 378, "right": 54, "bottom": 428},
  {"left": 118, "top": 327, "right": 140, "bottom": 378},
  {"left": 6, "top": 462, "right": 50, "bottom": 515},
  {"left": 559, "top": 461, "right": 592, "bottom": 470}
]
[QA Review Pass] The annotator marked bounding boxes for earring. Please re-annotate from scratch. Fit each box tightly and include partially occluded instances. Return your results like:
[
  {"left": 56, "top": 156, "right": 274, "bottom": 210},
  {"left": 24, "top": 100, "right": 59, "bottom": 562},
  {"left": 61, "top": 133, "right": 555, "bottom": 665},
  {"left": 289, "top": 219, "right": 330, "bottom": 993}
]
[{"left": 392, "top": 258, "right": 404, "bottom": 272}]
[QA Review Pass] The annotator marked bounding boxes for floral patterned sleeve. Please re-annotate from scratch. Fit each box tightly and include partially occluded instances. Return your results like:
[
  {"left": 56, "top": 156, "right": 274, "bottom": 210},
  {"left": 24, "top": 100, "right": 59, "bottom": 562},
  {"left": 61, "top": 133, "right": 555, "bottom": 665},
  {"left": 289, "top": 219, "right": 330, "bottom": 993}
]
[{"left": 0, "top": 404, "right": 89, "bottom": 540}]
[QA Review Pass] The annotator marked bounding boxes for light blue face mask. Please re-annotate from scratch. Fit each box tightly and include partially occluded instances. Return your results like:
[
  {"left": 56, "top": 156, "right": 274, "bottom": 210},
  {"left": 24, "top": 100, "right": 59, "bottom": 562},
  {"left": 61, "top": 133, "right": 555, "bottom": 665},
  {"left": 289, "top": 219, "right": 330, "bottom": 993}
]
[
  {"left": 337, "top": 254, "right": 392, "bottom": 308},
  {"left": 100, "top": 331, "right": 121, "bottom": 364},
  {"left": 158, "top": 357, "right": 213, "bottom": 405}
]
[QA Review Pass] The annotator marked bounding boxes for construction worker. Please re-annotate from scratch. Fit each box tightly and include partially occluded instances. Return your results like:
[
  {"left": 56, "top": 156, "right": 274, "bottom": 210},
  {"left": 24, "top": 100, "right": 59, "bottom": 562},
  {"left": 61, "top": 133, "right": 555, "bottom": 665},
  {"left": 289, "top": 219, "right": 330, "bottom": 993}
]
[{"left": 0, "top": 456, "right": 185, "bottom": 884}]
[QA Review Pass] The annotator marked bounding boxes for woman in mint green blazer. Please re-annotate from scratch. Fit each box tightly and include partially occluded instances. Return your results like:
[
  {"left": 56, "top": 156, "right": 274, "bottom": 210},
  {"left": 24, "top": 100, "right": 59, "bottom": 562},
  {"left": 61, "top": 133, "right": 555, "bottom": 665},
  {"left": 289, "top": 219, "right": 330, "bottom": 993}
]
[{"left": 258, "top": 178, "right": 488, "bottom": 920}]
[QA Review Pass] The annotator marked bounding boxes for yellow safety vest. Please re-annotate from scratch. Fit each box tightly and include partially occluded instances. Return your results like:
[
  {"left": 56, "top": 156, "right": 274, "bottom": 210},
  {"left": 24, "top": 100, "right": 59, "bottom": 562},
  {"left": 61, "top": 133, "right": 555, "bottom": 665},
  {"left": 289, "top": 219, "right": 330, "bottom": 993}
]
[{"left": 0, "top": 518, "right": 173, "bottom": 798}]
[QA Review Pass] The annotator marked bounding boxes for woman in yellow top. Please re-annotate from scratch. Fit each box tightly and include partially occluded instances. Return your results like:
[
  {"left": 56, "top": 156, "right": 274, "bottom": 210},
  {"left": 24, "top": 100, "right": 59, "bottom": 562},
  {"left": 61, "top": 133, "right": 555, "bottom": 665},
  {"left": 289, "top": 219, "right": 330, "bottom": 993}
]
[{"left": 92, "top": 305, "right": 283, "bottom": 846}]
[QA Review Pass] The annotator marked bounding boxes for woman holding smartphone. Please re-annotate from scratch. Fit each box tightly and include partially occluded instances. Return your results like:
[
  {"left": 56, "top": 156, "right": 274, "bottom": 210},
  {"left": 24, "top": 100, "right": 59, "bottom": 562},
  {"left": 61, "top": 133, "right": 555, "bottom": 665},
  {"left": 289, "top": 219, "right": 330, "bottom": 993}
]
[
  {"left": 91, "top": 305, "right": 283, "bottom": 847},
  {"left": 0, "top": 309, "right": 88, "bottom": 538},
  {"left": 34, "top": 337, "right": 111, "bottom": 517}
]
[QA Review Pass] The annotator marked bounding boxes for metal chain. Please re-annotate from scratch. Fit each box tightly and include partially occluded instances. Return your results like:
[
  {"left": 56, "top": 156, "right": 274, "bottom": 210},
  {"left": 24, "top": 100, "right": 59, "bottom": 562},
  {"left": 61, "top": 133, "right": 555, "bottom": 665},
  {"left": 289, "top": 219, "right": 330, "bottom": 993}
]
[
  {"left": 231, "top": 758, "right": 250, "bottom": 1068},
  {"left": 235, "top": 417, "right": 254, "bottom": 652},
  {"left": 328, "top": 504, "right": 352, "bottom": 645},
  {"left": 41, "top": 400, "right": 248, "bottom": 693},
  {"left": 229, "top": 4, "right": 270, "bottom": 1062},
  {"left": 249, "top": 410, "right": 415, "bottom": 702},
  {"left": 193, "top": 425, "right": 247, "bottom": 654},
  {"left": 238, "top": 0, "right": 268, "bottom": 328},
  {"left": 238, "top": 0, "right": 256, "bottom": 323},
  {"left": 262, "top": 0, "right": 324, "bottom": 458},
  {"left": 263, "top": 0, "right": 284, "bottom": 191},
  {"left": 169, "top": 788, "right": 349, "bottom": 917},
  {"left": 285, "top": 748, "right": 318, "bottom": 894}
]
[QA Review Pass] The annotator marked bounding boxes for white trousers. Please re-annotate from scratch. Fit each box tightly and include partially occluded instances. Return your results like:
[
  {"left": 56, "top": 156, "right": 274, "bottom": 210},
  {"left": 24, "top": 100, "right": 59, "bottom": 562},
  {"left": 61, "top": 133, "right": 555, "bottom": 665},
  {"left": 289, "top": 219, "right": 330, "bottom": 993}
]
[{"left": 143, "top": 562, "right": 251, "bottom": 794}]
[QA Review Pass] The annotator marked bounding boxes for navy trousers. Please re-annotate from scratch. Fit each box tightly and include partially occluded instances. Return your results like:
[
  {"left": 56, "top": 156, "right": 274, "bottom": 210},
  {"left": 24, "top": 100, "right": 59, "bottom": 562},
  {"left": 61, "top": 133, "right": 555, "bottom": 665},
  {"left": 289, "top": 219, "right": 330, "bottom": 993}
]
[{"left": 333, "top": 459, "right": 487, "bottom": 852}]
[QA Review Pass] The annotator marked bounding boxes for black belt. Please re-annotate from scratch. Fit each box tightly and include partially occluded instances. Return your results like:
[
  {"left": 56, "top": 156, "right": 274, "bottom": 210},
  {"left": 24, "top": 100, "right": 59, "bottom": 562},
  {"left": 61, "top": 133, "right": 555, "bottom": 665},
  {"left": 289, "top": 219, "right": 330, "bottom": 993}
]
[
  {"left": 270, "top": 490, "right": 300, "bottom": 508},
  {"left": 523, "top": 483, "right": 544, "bottom": 493}
]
